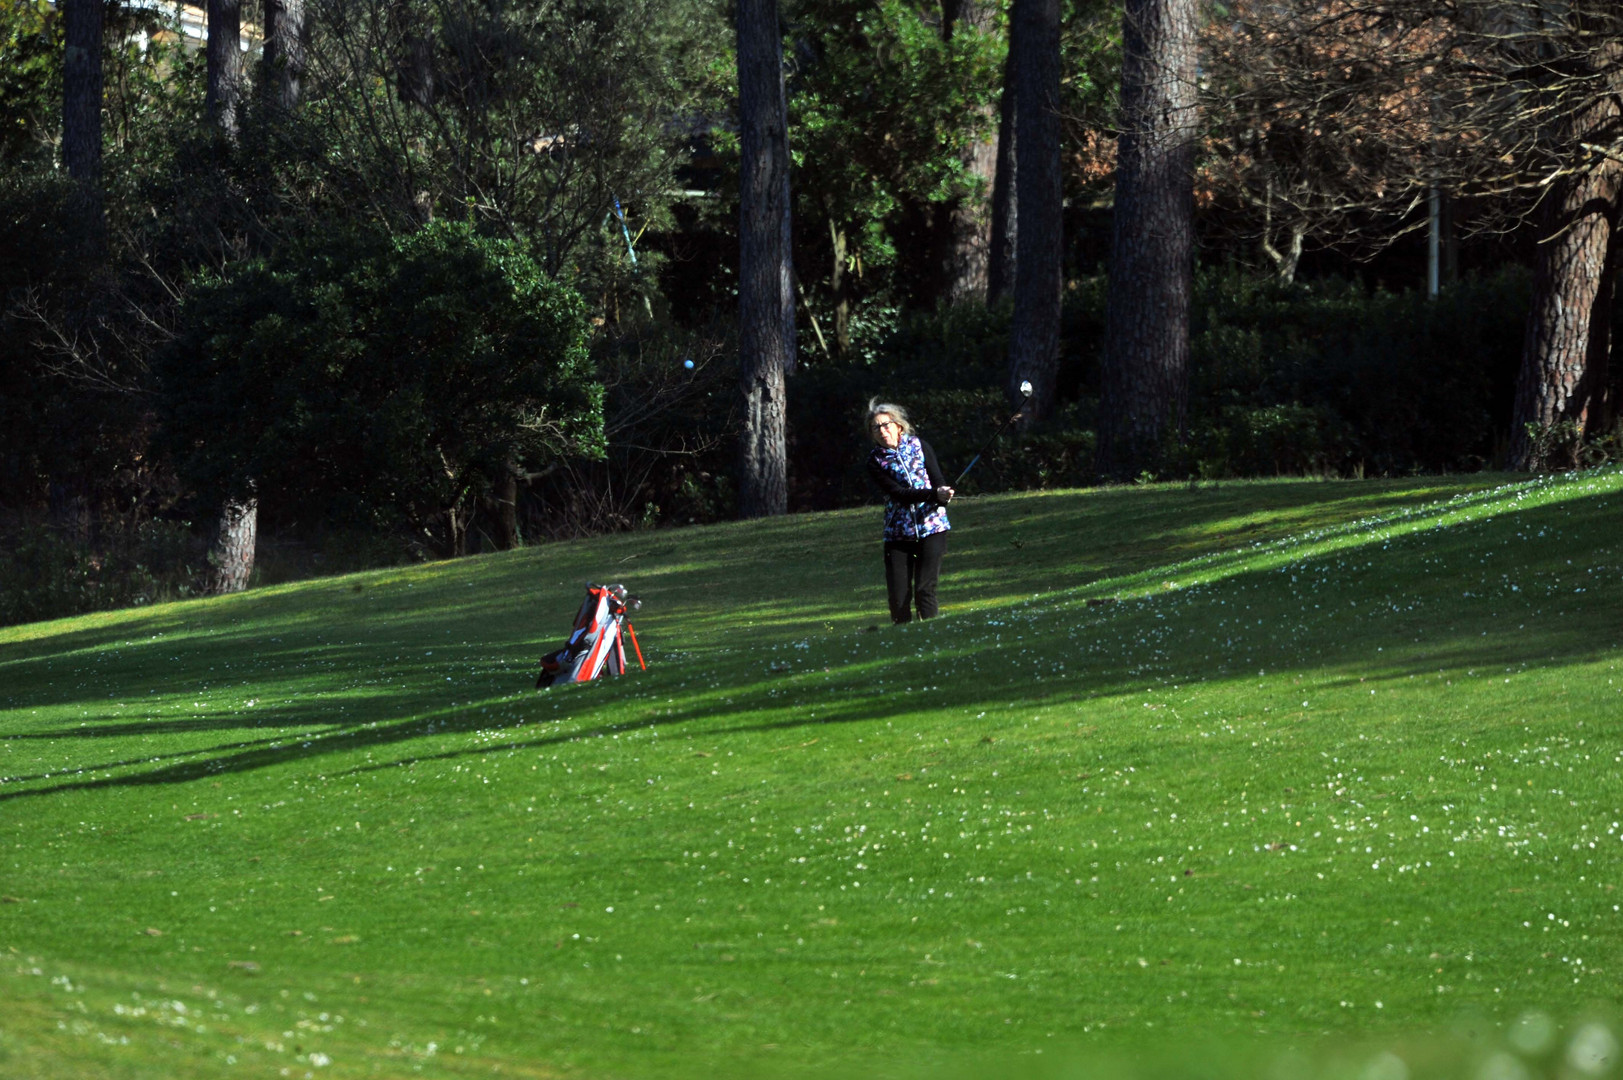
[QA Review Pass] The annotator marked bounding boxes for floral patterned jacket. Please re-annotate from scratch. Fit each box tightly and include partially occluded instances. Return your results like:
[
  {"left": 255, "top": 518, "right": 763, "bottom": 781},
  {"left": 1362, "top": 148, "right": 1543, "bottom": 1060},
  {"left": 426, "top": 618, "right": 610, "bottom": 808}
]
[{"left": 867, "top": 434, "right": 951, "bottom": 541}]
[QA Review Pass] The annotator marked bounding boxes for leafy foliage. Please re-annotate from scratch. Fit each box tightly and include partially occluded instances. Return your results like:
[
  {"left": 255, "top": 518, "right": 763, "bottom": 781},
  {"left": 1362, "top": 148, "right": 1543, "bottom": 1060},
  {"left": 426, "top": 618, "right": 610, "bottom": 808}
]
[
  {"left": 527, "top": 323, "right": 741, "bottom": 537},
  {"left": 789, "top": 269, "right": 1531, "bottom": 502},
  {"left": 790, "top": 0, "right": 1001, "bottom": 239},
  {"left": 156, "top": 220, "right": 603, "bottom": 553},
  {"left": 301, "top": 0, "right": 727, "bottom": 292},
  {"left": 0, "top": 515, "right": 201, "bottom": 627},
  {"left": 785, "top": 0, "right": 1003, "bottom": 309},
  {"left": 0, "top": 0, "right": 57, "bottom": 167},
  {"left": 1183, "top": 269, "right": 1529, "bottom": 476}
]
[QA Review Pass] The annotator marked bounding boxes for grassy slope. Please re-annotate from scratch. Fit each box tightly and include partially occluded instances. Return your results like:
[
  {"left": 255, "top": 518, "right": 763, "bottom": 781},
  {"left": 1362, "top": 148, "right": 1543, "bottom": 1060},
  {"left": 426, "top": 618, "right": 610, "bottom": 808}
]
[{"left": 1, "top": 471, "right": 1621, "bottom": 1079}]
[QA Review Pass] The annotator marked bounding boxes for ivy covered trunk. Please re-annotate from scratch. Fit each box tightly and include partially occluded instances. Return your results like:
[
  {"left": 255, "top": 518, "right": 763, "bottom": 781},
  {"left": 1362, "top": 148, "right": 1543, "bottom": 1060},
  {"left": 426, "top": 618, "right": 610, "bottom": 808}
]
[
  {"left": 1097, "top": 0, "right": 1199, "bottom": 481},
  {"left": 736, "top": 0, "right": 794, "bottom": 517},
  {"left": 206, "top": 495, "right": 257, "bottom": 595},
  {"left": 1004, "top": 0, "right": 1061, "bottom": 419},
  {"left": 1509, "top": 89, "right": 1623, "bottom": 470},
  {"left": 942, "top": 126, "right": 998, "bottom": 304}
]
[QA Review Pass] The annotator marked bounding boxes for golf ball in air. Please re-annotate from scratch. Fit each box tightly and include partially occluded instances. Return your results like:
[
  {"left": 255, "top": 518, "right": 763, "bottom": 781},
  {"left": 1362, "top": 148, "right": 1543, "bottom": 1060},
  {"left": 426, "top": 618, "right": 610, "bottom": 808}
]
[
  {"left": 683, "top": 359, "right": 695, "bottom": 370},
  {"left": 1020, "top": 380, "right": 1033, "bottom": 396}
]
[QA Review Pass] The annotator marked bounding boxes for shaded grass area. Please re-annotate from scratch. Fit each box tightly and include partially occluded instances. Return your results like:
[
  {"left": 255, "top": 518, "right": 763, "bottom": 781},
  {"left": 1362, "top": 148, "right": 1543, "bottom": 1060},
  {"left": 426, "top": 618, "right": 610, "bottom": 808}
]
[{"left": 1, "top": 471, "right": 1621, "bottom": 1078}]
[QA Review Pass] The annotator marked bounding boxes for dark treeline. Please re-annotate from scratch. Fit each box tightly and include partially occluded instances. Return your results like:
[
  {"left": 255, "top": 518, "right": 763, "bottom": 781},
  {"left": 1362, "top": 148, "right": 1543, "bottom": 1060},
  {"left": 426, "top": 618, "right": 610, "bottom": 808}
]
[{"left": 3, "top": 0, "right": 1622, "bottom": 624}]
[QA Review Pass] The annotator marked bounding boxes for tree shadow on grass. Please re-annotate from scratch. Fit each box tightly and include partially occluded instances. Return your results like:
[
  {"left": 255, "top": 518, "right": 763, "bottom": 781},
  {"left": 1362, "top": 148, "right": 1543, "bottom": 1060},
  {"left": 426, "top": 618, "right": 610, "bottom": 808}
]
[
  {"left": 0, "top": 728, "right": 332, "bottom": 785},
  {"left": 0, "top": 477, "right": 1501, "bottom": 682},
  {"left": 4, "top": 476, "right": 1619, "bottom": 804}
]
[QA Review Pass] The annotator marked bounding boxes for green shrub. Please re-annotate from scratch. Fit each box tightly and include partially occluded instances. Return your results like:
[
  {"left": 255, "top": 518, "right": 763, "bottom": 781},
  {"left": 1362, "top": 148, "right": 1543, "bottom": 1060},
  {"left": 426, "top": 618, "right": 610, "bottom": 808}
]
[
  {"left": 524, "top": 322, "right": 740, "bottom": 536},
  {"left": 789, "top": 298, "right": 1093, "bottom": 507},
  {"left": 0, "top": 517, "right": 202, "bottom": 627},
  {"left": 156, "top": 220, "right": 604, "bottom": 556},
  {"left": 1186, "top": 269, "right": 1528, "bottom": 476},
  {"left": 794, "top": 267, "right": 1532, "bottom": 501}
]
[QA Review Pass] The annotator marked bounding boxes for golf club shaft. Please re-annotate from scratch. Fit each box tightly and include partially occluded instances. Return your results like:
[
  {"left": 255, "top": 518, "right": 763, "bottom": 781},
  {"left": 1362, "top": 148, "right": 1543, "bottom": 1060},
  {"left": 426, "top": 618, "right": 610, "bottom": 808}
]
[{"left": 954, "top": 392, "right": 1032, "bottom": 487}]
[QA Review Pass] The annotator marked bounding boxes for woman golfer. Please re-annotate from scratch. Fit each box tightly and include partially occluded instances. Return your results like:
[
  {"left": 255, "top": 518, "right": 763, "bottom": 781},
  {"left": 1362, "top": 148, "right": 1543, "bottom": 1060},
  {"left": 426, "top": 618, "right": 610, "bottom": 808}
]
[{"left": 865, "top": 400, "right": 953, "bottom": 624}]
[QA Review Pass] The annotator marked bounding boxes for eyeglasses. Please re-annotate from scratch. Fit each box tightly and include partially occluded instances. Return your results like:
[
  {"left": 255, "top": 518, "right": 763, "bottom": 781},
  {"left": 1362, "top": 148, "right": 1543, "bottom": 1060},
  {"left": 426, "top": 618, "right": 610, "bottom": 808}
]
[{"left": 871, "top": 420, "right": 898, "bottom": 432}]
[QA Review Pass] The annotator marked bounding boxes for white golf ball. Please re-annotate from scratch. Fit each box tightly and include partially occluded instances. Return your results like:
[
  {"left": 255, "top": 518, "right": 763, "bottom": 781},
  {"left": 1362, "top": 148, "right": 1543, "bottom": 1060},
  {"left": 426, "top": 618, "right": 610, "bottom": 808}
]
[
  {"left": 1020, "top": 380, "right": 1033, "bottom": 396},
  {"left": 683, "top": 359, "right": 695, "bottom": 370}
]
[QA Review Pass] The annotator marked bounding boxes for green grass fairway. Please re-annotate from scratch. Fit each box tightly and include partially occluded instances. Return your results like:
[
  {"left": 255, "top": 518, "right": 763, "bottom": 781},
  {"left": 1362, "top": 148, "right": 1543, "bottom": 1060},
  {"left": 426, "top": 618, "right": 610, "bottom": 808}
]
[{"left": 3, "top": 470, "right": 1622, "bottom": 1079}]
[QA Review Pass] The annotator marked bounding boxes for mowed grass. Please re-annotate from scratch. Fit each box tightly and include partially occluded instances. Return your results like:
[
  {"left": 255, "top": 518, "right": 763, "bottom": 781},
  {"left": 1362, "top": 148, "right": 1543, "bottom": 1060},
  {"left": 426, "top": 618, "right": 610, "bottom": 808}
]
[{"left": 2, "top": 470, "right": 1622, "bottom": 1079}]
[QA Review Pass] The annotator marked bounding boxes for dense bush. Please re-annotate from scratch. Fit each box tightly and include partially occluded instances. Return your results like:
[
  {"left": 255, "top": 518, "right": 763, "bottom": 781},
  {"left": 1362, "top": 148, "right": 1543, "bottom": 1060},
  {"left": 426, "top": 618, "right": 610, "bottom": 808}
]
[
  {"left": 789, "top": 267, "right": 1533, "bottom": 507},
  {"left": 522, "top": 322, "right": 741, "bottom": 538},
  {"left": 0, "top": 515, "right": 201, "bottom": 627},
  {"left": 788, "top": 280, "right": 1106, "bottom": 508},
  {"left": 1183, "top": 270, "right": 1529, "bottom": 477},
  {"left": 155, "top": 220, "right": 604, "bottom": 557}
]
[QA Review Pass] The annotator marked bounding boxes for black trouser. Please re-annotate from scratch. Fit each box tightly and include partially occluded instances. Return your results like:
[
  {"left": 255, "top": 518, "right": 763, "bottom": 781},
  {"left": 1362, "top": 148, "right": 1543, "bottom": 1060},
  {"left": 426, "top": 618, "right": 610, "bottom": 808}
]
[{"left": 884, "top": 531, "right": 948, "bottom": 624}]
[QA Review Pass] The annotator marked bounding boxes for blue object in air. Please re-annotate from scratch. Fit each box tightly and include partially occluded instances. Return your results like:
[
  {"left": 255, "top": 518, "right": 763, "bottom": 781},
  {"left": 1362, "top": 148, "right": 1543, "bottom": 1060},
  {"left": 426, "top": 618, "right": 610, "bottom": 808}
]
[{"left": 612, "top": 195, "right": 638, "bottom": 268}]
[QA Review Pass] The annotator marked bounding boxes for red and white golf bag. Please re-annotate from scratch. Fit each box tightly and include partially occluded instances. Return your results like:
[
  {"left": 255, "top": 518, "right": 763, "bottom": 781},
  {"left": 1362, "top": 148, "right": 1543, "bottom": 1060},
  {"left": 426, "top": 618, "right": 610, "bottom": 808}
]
[{"left": 536, "top": 583, "right": 645, "bottom": 688}]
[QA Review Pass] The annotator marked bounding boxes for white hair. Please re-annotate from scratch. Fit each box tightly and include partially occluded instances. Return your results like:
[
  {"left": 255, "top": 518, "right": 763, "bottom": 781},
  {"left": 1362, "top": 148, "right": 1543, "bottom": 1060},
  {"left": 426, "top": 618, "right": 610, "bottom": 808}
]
[{"left": 865, "top": 399, "right": 913, "bottom": 437}]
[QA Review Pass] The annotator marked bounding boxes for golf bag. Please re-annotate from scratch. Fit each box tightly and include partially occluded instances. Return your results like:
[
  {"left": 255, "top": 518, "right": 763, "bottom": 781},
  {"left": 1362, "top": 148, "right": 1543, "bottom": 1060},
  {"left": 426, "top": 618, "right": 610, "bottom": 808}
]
[{"left": 536, "top": 583, "right": 645, "bottom": 688}]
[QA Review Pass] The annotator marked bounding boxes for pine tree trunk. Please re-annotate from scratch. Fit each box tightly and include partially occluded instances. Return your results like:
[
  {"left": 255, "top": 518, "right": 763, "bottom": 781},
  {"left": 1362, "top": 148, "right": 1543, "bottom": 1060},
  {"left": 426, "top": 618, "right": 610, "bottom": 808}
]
[
  {"left": 1509, "top": 110, "right": 1623, "bottom": 470},
  {"left": 1096, "top": 0, "right": 1199, "bottom": 481},
  {"left": 207, "top": 0, "right": 245, "bottom": 136},
  {"left": 736, "top": 0, "right": 794, "bottom": 517},
  {"left": 62, "top": 0, "right": 104, "bottom": 248},
  {"left": 1005, "top": 0, "right": 1061, "bottom": 419},
  {"left": 261, "top": 0, "right": 307, "bottom": 113},
  {"left": 939, "top": 0, "right": 997, "bottom": 304},
  {"left": 206, "top": 494, "right": 258, "bottom": 595},
  {"left": 986, "top": 30, "right": 1018, "bottom": 306},
  {"left": 199, "top": 0, "right": 257, "bottom": 592},
  {"left": 1591, "top": 246, "right": 1618, "bottom": 438}
]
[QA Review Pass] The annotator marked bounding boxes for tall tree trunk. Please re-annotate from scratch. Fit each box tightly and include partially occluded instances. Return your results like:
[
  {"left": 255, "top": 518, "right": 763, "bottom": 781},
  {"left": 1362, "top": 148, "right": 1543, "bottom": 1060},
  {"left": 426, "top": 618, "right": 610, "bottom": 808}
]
[
  {"left": 986, "top": 20, "right": 1018, "bottom": 305},
  {"left": 939, "top": 0, "right": 998, "bottom": 304},
  {"left": 1509, "top": 108, "right": 1623, "bottom": 470},
  {"left": 206, "top": 488, "right": 258, "bottom": 595},
  {"left": 495, "top": 468, "right": 520, "bottom": 550},
  {"left": 261, "top": 0, "right": 308, "bottom": 113},
  {"left": 1096, "top": 0, "right": 1199, "bottom": 481},
  {"left": 207, "top": 0, "right": 245, "bottom": 136},
  {"left": 445, "top": 503, "right": 468, "bottom": 557},
  {"left": 830, "top": 214, "right": 851, "bottom": 356},
  {"left": 1005, "top": 0, "right": 1061, "bottom": 419},
  {"left": 203, "top": 0, "right": 256, "bottom": 592},
  {"left": 736, "top": 0, "right": 794, "bottom": 517},
  {"left": 1592, "top": 244, "right": 1619, "bottom": 438},
  {"left": 62, "top": 0, "right": 104, "bottom": 249}
]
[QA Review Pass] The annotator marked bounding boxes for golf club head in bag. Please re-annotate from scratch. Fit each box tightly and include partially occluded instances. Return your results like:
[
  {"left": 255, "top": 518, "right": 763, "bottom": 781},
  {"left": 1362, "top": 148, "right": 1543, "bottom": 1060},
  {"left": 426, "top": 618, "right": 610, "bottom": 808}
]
[{"left": 536, "top": 583, "right": 644, "bottom": 689}]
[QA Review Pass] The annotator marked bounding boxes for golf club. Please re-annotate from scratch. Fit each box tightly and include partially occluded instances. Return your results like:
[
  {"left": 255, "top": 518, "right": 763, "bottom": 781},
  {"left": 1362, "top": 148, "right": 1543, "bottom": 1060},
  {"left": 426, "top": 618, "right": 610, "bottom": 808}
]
[{"left": 954, "top": 380, "right": 1034, "bottom": 488}]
